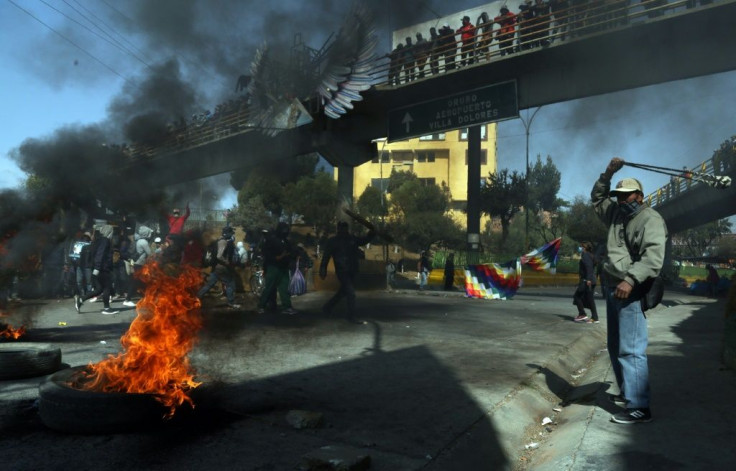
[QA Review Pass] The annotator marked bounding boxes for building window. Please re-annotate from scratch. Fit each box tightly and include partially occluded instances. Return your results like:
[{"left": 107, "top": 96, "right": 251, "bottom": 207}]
[
  {"left": 371, "top": 178, "right": 390, "bottom": 192},
  {"left": 418, "top": 178, "right": 436, "bottom": 186},
  {"left": 465, "top": 150, "right": 488, "bottom": 165},
  {"left": 371, "top": 151, "right": 390, "bottom": 163},
  {"left": 460, "top": 125, "right": 487, "bottom": 141},
  {"left": 416, "top": 151, "right": 436, "bottom": 162},
  {"left": 419, "top": 133, "right": 446, "bottom": 141},
  {"left": 392, "top": 151, "right": 414, "bottom": 162}
]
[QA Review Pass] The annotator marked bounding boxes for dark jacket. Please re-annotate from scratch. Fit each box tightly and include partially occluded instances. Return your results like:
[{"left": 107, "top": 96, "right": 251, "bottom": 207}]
[
  {"left": 91, "top": 225, "right": 114, "bottom": 274},
  {"left": 262, "top": 233, "right": 292, "bottom": 270},
  {"left": 578, "top": 251, "right": 596, "bottom": 286},
  {"left": 320, "top": 231, "right": 374, "bottom": 276}
]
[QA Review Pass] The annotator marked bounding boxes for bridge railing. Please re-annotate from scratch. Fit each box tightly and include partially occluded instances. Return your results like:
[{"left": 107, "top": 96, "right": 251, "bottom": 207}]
[
  {"left": 122, "top": 0, "right": 719, "bottom": 162},
  {"left": 373, "top": 0, "right": 714, "bottom": 86},
  {"left": 645, "top": 140, "right": 736, "bottom": 209}
]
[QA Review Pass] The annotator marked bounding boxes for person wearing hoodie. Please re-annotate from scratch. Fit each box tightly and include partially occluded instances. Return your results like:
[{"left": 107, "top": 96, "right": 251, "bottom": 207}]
[
  {"left": 75, "top": 225, "right": 118, "bottom": 315},
  {"left": 122, "top": 225, "right": 153, "bottom": 307}
]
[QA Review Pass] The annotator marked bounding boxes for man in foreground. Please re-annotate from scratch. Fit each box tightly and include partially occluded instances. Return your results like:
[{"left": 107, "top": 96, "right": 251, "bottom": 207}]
[{"left": 592, "top": 157, "right": 667, "bottom": 424}]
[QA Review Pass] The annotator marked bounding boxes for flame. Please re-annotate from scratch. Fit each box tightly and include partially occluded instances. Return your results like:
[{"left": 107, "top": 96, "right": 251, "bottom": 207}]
[
  {"left": 0, "top": 324, "right": 26, "bottom": 339},
  {"left": 78, "top": 262, "right": 203, "bottom": 418}
]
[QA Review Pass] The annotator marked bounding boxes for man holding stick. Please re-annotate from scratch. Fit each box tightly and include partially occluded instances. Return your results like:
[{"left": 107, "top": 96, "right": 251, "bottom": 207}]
[{"left": 319, "top": 218, "right": 375, "bottom": 323}]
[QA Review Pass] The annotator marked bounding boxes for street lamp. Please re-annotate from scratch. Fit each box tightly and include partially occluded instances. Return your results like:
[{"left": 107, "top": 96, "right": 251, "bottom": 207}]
[{"left": 520, "top": 107, "right": 542, "bottom": 250}]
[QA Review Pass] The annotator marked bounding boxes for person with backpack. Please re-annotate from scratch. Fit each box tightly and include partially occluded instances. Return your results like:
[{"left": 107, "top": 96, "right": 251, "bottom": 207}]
[
  {"left": 197, "top": 226, "right": 241, "bottom": 309},
  {"left": 592, "top": 157, "right": 667, "bottom": 424},
  {"left": 122, "top": 225, "right": 153, "bottom": 308},
  {"left": 257, "top": 222, "right": 296, "bottom": 315}
]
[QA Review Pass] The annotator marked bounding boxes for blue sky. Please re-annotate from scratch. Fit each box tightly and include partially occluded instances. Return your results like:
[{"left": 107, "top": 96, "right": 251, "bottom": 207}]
[{"left": 1, "top": 1, "right": 734, "bottom": 219}]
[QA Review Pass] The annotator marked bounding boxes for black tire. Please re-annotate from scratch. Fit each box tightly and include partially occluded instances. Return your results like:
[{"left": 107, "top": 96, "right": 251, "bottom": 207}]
[
  {"left": 38, "top": 366, "right": 168, "bottom": 434},
  {"left": 0, "top": 342, "right": 62, "bottom": 380}
]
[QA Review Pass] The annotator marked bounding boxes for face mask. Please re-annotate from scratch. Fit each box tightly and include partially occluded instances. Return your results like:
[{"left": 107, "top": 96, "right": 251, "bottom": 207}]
[
  {"left": 577, "top": 246, "right": 583, "bottom": 254},
  {"left": 619, "top": 200, "right": 642, "bottom": 217}
]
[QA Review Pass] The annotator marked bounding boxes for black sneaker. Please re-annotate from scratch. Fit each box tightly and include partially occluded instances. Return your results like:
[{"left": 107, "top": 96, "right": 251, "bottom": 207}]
[
  {"left": 611, "top": 408, "right": 652, "bottom": 424},
  {"left": 74, "top": 295, "right": 83, "bottom": 313},
  {"left": 609, "top": 393, "right": 627, "bottom": 405}
]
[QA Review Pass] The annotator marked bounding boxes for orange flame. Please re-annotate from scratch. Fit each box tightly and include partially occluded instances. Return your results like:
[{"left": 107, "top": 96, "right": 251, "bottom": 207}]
[
  {"left": 0, "top": 324, "right": 27, "bottom": 339},
  {"left": 79, "top": 262, "right": 203, "bottom": 418}
]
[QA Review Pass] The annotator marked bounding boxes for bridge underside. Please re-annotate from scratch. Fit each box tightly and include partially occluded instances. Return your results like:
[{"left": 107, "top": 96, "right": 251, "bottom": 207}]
[{"left": 118, "top": 2, "right": 736, "bottom": 233}]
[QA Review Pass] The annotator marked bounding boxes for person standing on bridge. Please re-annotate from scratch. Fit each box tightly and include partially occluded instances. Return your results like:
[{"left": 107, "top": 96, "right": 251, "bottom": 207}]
[
  {"left": 495, "top": 7, "right": 517, "bottom": 56},
  {"left": 456, "top": 15, "right": 476, "bottom": 66},
  {"left": 592, "top": 157, "right": 667, "bottom": 424}
]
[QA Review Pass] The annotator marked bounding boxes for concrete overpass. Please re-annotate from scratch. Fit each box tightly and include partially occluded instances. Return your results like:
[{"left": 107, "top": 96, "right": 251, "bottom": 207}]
[
  {"left": 116, "top": 1, "right": 736, "bottom": 237},
  {"left": 646, "top": 150, "right": 736, "bottom": 234}
]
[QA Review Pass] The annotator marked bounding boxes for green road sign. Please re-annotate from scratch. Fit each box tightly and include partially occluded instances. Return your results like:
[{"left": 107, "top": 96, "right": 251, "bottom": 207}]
[{"left": 387, "top": 81, "right": 518, "bottom": 142}]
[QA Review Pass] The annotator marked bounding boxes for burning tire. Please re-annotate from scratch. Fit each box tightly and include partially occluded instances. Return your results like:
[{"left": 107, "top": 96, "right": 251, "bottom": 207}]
[
  {"left": 0, "top": 342, "right": 61, "bottom": 380},
  {"left": 38, "top": 366, "right": 168, "bottom": 434}
]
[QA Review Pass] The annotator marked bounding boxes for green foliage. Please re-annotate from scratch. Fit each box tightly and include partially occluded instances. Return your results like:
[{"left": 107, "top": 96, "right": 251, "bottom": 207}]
[
  {"left": 387, "top": 169, "right": 418, "bottom": 194},
  {"left": 479, "top": 168, "right": 526, "bottom": 246},
  {"left": 238, "top": 171, "right": 284, "bottom": 216},
  {"left": 673, "top": 219, "right": 733, "bottom": 258},
  {"left": 229, "top": 195, "right": 278, "bottom": 234},
  {"left": 565, "top": 195, "right": 608, "bottom": 245},
  {"left": 282, "top": 171, "right": 338, "bottom": 237},
  {"left": 356, "top": 185, "right": 388, "bottom": 220},
  {"left": 527, "top": 155, "right": 564, "bottom": 212}
]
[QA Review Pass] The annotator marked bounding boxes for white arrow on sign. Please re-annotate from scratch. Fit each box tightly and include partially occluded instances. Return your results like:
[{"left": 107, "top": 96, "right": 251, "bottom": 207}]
[{"left": 401, "top": 112, "right": 414, "bottom": 133}]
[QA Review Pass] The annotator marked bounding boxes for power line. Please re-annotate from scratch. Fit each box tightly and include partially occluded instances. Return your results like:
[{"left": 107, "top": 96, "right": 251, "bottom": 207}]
[{"left": 6, "top": 0, "right": 133, "bottom": 85}]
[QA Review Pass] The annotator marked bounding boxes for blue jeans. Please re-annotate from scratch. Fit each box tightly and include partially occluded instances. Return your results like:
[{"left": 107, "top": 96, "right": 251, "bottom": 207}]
[
  {"left": 198, "top": 266, "right": 235, "bottom": 304},
  {"left": 606, "top": 289, "right": 650, "bottom": 409},
  {"left": 419, "top": 271, "right": 428, "bottom": 289}
]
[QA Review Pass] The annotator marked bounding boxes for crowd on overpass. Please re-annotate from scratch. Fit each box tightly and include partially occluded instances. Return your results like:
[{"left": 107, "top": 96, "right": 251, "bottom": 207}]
[{"left": 386, "top": 0, "right": 714, "bottom": 85}]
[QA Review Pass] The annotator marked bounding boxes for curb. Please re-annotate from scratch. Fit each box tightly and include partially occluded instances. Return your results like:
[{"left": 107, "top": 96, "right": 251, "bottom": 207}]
[{"left": 426, "top": 326, "right": 607, "bottom": 470}]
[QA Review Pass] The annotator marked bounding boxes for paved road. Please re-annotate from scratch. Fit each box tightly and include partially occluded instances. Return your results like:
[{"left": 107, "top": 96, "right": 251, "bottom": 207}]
[{"left": 1, "top": 286, "right": 732, "bottom": 470}]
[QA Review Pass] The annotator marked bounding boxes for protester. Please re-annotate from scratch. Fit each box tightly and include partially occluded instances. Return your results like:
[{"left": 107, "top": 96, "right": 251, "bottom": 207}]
[
  {"left": 319, "top": 221, "right": 375, "bottom": 323},
  {"left": 444, "top": 252, "right": 456, "bottom": 291},
  {"left": 257, "top": 222, "right": 296, "bottom": 315},
  {"left": 75, "top": 225, "right": 118, "bottom": 315},
  {"left": 418, "top": 250, "right": 431, "bottom": 290},
  {"left": 197, "top": 226, "right": 241, "bottom": 309},
  {"left": 592, "top": 157, "right": 667, "bottom": 424},
  {"left": 495, "top": 7, "right": 517, "bottom": 56},
  {"left": 706, "top": 264, "right": 720, "bottom": 297},
  {"left": 456, "top": 15, "right": 476, "bottom": 66},
  {"left": 573, "top": 241, "right": 599, "bottom": 323},
  {"left": 166, "top": 203, "right": 190, "bottom": 236}
]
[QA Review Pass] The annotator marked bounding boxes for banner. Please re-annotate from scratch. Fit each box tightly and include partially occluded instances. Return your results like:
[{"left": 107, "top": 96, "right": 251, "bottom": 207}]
[
  {"left": 521, "top": 237, "right": 561, "bottom": 274},
  {"left": 464, "top": 258, "right": 522, "bottom": 300}
]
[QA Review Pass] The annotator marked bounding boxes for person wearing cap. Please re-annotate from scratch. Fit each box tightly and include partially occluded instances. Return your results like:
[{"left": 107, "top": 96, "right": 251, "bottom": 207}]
[
  {"left": 437, "top": 22, "right": 457, "bottom": 71},
  {"left": 166, "top": 203, "right": 190, "bottom": 236},
  {"left": 319, "top": 221, "right": 375, "bottom": 323},
  {"left": 456, "top": 15, "right": 476, "bottom": 66},
  {"left": 592, "top": 157, "right": 667, "bottom": 424}
]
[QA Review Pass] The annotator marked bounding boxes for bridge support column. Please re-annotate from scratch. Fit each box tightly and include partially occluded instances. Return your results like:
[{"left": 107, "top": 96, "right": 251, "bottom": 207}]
[
  {"left": 466, "top": 125, "right": 482, "bottom": 265},
  {"left": 336, "top": 165, "right": 355, "bottom": 208}
]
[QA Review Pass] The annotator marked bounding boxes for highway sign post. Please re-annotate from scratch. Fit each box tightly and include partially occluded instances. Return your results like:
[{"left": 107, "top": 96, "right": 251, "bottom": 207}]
[{"left": 387, "top": 80, "right": 518, "bottom": 142}]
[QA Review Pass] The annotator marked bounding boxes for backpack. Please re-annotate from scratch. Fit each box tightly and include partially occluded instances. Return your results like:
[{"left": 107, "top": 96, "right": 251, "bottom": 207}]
[
  {"left": 203, "top": 240, "right": 219, "bottom": 268},
  {"left": 640, "top": 275, "right": 665, "bottom": 312}
]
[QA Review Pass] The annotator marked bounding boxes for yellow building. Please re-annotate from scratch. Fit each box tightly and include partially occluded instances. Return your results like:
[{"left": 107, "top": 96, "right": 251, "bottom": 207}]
[{"left": 348, "top": 125, "right": 497, "bottom": 227}]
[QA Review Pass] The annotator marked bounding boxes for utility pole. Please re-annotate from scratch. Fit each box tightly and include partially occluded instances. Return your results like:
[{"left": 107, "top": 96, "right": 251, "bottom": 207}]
[{"left": 520, "top": 107, "right": 542, "bottom": 250}]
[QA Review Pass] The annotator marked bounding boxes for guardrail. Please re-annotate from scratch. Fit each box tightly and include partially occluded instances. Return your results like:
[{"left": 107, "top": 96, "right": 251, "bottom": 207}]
[{"left": 120, "top": 0, "right": 718, "bottom": 163}]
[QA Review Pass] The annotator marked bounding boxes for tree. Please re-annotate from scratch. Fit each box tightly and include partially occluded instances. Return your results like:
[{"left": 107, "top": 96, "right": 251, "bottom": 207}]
[
  {"left": 479, "top": 169, "right": 526, "bottom": 246},
  {"left": 228, "top": 195, "right": 278, "bottom": 237},
  {"left": 282, "top": 171, "right": 338, "bottom": 237},
  {"left": 673, "top": 219, "right": 733, "bottom": 258},
  {"left": 527, "top": 155, "right": 565, "bottom": 212},
  {"left": 356, "top": 185, "right": 388, "bottom": 221},
  {"left": 564, "top": 196, "right": 608, "bottom": 245},
  {"left": 237, "top": 172, "right": 284, "bottom": 216},
  {"left": 229, "top": 153, "right": 320, "bottom": 191},
  {"left": 385, "top": 172, "right": 462, "bottom": 253}
]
